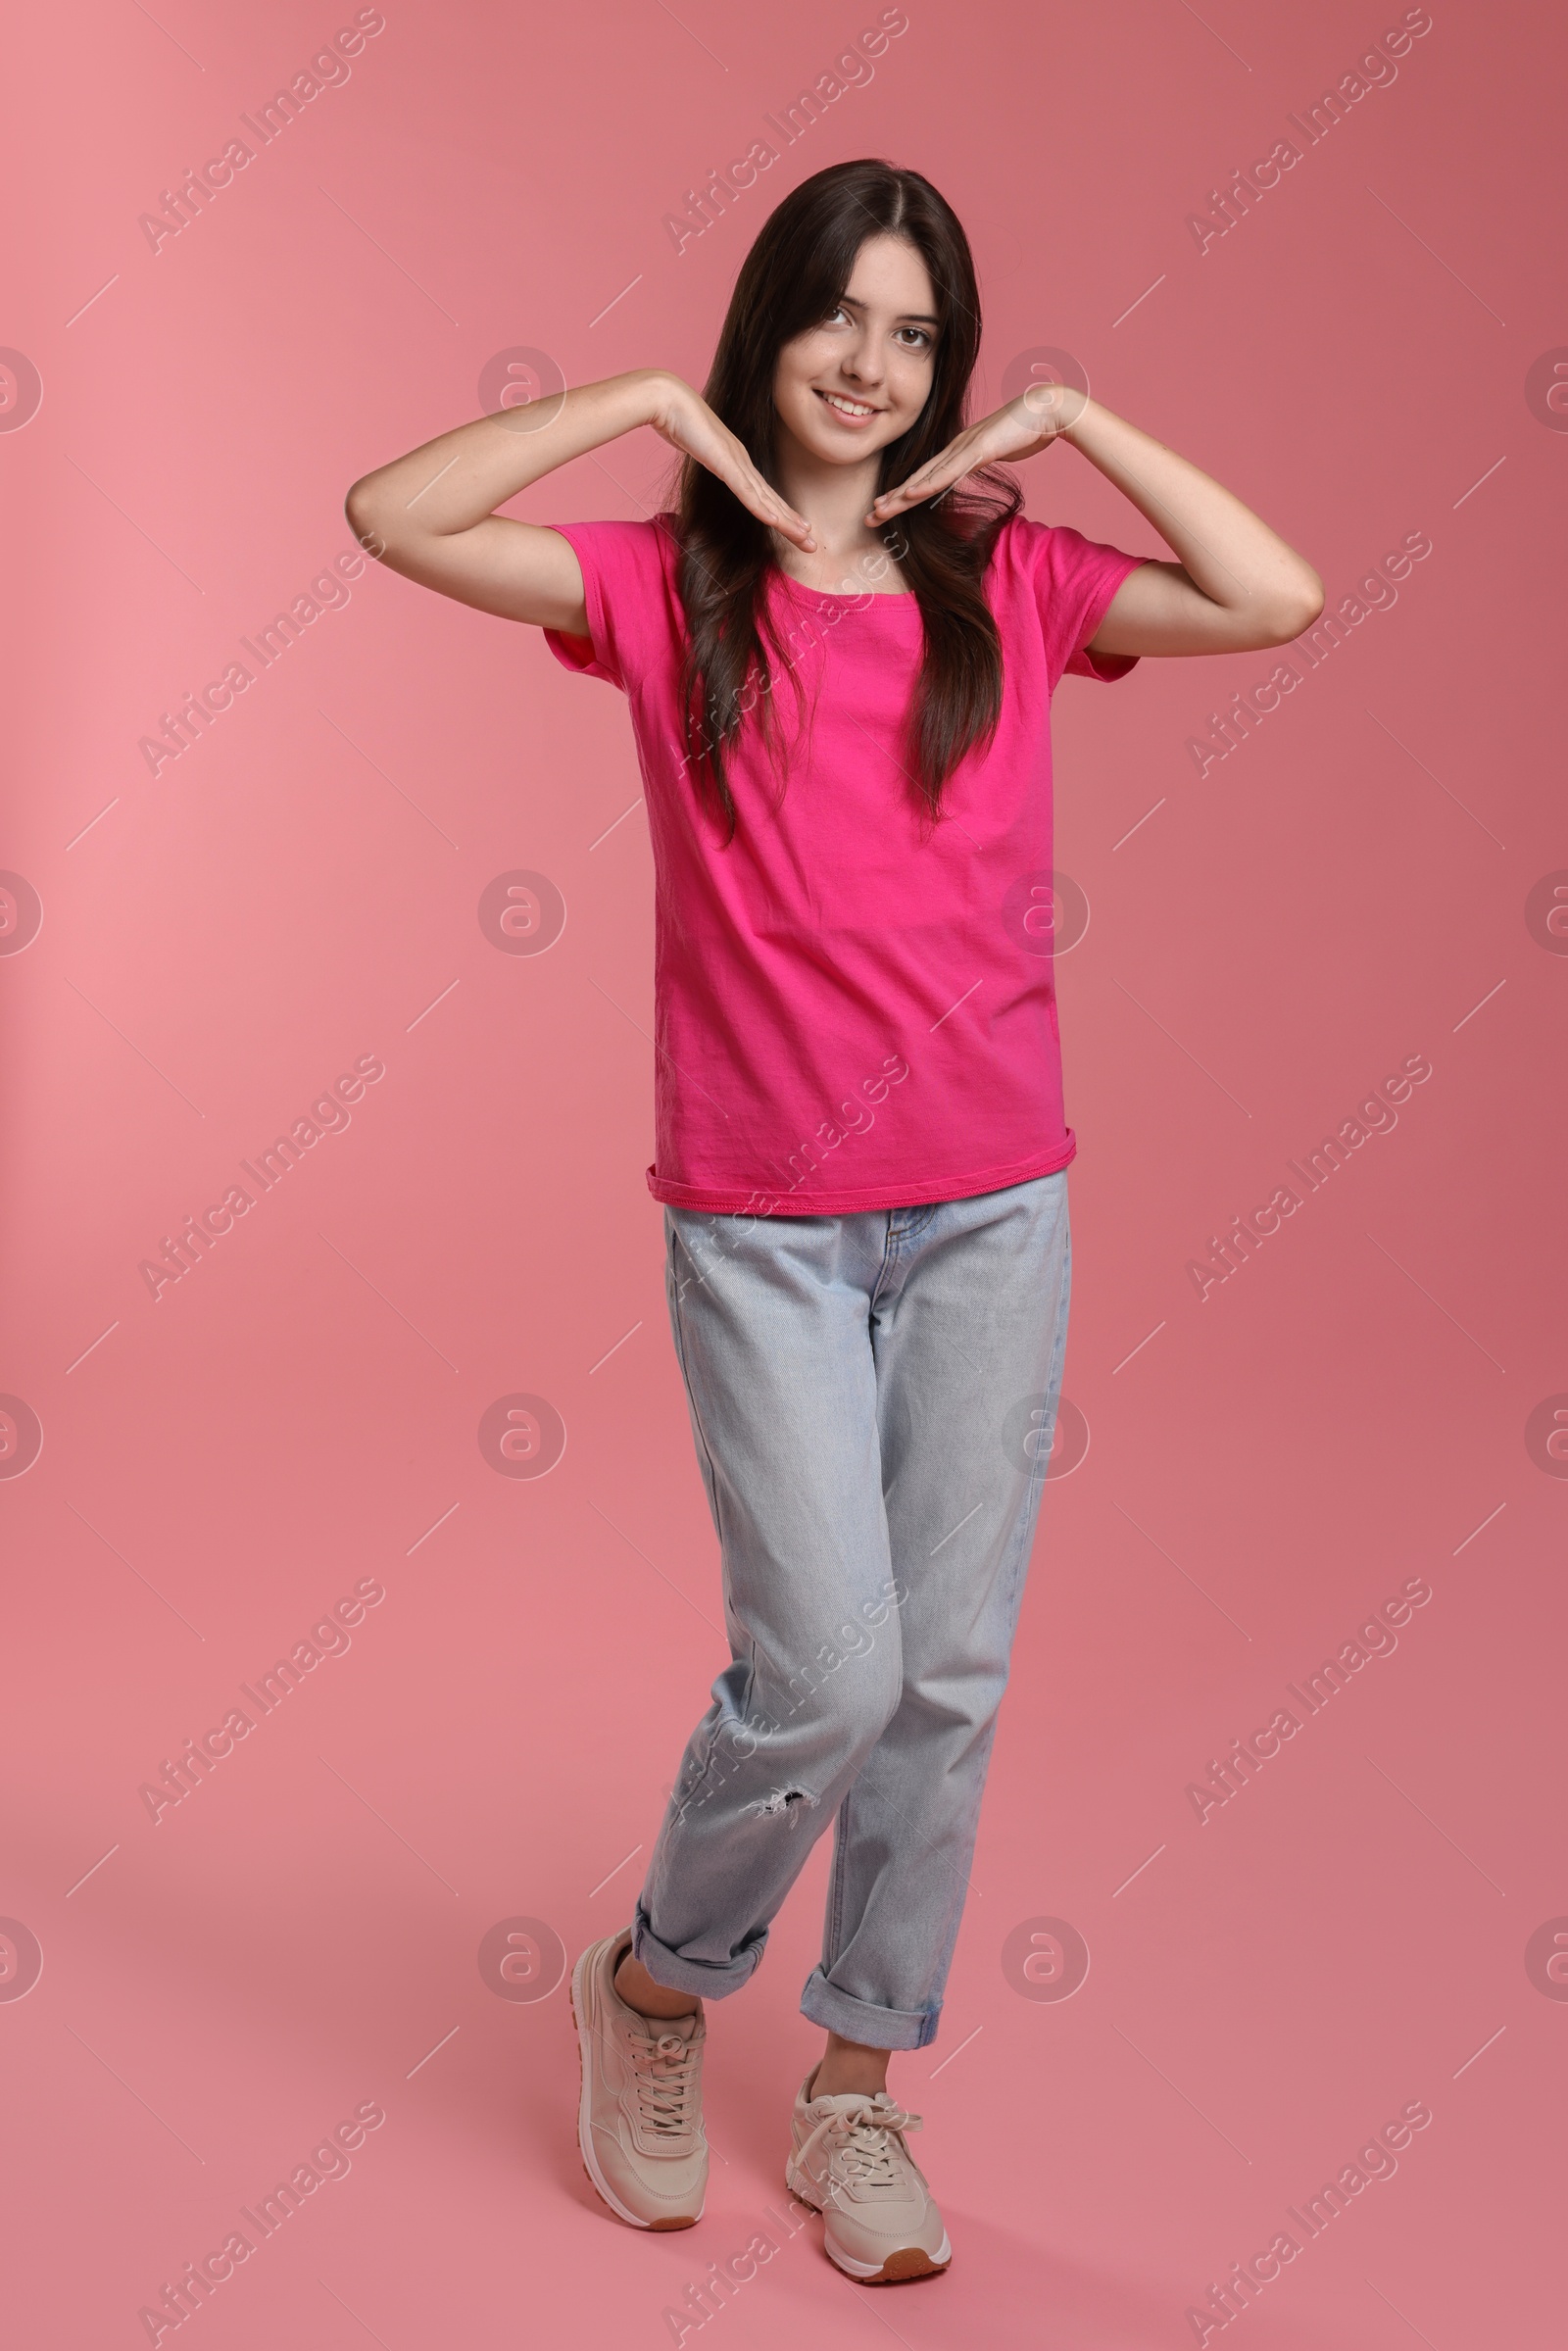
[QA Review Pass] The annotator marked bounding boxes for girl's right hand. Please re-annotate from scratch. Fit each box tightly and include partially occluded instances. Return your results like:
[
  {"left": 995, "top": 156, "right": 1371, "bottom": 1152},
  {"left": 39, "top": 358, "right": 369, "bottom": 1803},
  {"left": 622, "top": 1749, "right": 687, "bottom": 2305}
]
[{"left": 649, "top": 374, "right": 816, "bottom": 552}]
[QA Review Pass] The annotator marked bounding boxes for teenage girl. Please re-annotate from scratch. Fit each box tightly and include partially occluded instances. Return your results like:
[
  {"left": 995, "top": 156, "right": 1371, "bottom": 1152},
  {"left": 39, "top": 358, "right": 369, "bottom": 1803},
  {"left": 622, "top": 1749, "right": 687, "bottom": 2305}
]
[{"left": 346, "top": 157, "right": 1321, "bottom": 2286}]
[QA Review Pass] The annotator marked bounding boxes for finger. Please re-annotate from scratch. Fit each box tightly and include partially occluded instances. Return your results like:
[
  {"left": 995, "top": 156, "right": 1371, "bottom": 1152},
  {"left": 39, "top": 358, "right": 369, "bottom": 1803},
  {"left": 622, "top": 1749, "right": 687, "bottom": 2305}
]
[
  {"left": 704, "top": 448, "right": 815, "bottom": 548},
  {"left": 748, "top": 490, "right": 816, "bottom": 549},
  {"left": 736, "top": 465, "right": 815, "bottom": 548},
  {"left": 740, "top": 474, "right": 813, "bottom": 545},
  {"left": 870, "top": 443, "right": 973, "bottom": 508},
  {"left": 867, "top": 459, "right": 968, "bottom": 519},
  {"left": 769, "top": 511, "right": 817, "bottom": 550}
]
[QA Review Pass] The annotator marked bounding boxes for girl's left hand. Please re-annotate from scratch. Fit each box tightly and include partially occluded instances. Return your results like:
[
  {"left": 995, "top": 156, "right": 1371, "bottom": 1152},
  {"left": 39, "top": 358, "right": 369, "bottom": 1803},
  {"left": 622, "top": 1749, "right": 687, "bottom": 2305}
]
[{"left": 866, "top": 383, "right": 1089, "bottom": 524}]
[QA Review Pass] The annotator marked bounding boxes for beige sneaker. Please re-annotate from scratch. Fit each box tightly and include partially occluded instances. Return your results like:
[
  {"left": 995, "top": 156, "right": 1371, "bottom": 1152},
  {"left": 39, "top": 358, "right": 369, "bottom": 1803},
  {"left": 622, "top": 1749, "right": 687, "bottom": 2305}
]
[
  {"left": 785, "top": 2070, "right": 952, "bottom": 2282},
  {"left": 569, "top": 1927, "right": 708, "bottom": 2229}
]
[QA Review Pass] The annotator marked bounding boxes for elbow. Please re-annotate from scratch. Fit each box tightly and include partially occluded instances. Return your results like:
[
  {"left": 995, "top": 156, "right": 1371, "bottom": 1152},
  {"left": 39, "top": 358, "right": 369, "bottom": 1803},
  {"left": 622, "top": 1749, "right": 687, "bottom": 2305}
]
[
  {"left": 344, "top": 477, "right": 391, "bottom": 562},
  {"left": 1262, "top": 570, "right": 1324, "bottom": 646},
  {"left": 1243, "top": 590, "right": 1322, "bottom": 649}
]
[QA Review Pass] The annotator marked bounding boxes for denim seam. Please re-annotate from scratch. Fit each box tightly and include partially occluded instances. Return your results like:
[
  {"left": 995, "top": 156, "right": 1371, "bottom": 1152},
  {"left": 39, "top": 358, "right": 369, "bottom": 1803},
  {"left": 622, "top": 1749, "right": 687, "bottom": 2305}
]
[
  {"left": 823, "top": 1785, "right": 853, "bottom": 1971},
  {"left": 921, "top": 1717, "right": 1002, "bottom": 2016},
  {"left": 896, "top": 1203, "right": 939, "bottom": 1241},
  {"left": 867, "top": 1216, "right": 903, "bottom": 1316},
  {"left": 666, "top": 1219, "right": 731, "bottom": 1582},
  {"left": 660, "top": 1219, "right": 740, "bottom": 1818}
]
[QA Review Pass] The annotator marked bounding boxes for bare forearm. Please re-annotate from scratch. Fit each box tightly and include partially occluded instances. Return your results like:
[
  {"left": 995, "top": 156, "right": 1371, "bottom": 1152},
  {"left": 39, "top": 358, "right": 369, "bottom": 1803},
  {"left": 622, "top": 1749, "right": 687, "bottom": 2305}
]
[
  {"left": 1061, "top": 398, "right": 1322, "bottom": 636},
  {"left": 346, "top": 367, "right": 667, "bottom": 547},
  {"left": 341, "top": 365, "right": 812, "bottom": 630}
]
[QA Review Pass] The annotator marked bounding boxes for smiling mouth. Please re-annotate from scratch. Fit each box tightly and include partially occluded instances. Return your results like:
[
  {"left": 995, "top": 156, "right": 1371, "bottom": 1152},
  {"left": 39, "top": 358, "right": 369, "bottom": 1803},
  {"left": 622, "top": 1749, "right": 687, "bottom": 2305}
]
[{"left": 815, "top": 389, "right": 881, "bottom": 420}]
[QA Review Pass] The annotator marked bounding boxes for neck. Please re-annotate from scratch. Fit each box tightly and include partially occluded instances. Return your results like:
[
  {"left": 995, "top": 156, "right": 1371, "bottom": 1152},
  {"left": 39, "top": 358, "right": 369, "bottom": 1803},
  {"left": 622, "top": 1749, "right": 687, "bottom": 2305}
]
[{"left": 772, "top": 428, "right": 889, "bottom": 580}]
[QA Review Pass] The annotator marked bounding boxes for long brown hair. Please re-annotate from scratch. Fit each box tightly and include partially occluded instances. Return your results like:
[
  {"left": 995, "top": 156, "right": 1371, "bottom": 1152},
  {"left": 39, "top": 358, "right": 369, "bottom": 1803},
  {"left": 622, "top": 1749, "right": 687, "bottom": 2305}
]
[{"left": 670, "top": 158, "right": 1019, "bottom": 840}]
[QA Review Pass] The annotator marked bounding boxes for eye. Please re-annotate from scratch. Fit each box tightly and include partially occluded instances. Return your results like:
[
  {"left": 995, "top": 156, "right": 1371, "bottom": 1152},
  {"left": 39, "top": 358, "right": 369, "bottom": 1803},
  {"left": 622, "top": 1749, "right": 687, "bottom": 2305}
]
[{"left": 896, "top": 326, "right": 934, "bottom": 353}]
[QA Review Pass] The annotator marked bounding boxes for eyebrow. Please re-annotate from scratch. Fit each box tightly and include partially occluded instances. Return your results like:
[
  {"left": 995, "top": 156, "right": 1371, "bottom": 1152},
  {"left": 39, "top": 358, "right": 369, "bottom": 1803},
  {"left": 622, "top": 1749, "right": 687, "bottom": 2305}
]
[{"left": 836, "top": 292, "right": 941, "bottom": 326}]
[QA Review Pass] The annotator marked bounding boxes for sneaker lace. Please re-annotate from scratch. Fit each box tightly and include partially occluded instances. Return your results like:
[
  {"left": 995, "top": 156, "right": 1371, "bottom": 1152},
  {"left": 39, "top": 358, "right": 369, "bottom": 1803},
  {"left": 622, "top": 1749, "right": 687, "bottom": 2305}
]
[
  {"left": 628, "top": 2028, "right": 702, "bottom": 2139},
  {"left": 799, "top": 2093, "right": 923, "bottom": 2191}
]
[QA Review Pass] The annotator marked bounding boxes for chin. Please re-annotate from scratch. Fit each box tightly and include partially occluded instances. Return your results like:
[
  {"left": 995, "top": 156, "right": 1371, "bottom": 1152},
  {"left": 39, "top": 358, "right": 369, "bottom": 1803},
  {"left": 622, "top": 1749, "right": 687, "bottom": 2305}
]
[{"left": 811, "top": 436, "right": 873, "bottom": 467}]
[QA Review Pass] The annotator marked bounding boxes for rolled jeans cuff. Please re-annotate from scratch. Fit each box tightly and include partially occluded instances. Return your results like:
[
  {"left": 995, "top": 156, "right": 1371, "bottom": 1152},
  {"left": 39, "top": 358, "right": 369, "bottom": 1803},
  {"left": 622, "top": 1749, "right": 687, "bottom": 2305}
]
[
  {"left": 632, "top": 1901, "right": 764, "bottom": 2001},
  {"left": 799, "top": 1964, "right": 940, "bottom": 2052}
]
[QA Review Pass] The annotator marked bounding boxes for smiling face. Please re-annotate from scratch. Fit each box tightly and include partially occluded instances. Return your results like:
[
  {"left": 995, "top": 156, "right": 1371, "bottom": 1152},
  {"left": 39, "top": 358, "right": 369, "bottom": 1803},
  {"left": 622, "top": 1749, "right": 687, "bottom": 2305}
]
[{"left": 770, "top": 232, "right": 940, "bottom": 468}]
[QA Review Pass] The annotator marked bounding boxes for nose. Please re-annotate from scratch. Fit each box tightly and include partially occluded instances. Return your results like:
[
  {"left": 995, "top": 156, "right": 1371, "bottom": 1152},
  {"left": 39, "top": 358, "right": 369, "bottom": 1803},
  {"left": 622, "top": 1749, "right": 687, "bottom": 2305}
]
[{"left": 838, "top": 330, "right": 885, "bottom": 392}]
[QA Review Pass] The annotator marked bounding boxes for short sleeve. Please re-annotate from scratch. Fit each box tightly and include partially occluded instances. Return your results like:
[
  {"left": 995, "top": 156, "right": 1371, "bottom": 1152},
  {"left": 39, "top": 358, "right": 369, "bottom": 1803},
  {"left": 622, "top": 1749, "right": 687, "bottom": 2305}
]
[
  {"left": 1015, "top": 517, "right": 1151, "bottom": 688},
  {"left": 541, "top": 515, "right": 682, "bottom": 696}
]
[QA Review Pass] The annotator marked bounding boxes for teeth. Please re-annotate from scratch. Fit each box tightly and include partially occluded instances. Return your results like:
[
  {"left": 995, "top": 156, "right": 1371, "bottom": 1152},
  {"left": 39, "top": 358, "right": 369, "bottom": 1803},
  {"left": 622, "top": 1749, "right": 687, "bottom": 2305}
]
[{"left": 821, "top": 392, "right": 874, "bottom": 417}]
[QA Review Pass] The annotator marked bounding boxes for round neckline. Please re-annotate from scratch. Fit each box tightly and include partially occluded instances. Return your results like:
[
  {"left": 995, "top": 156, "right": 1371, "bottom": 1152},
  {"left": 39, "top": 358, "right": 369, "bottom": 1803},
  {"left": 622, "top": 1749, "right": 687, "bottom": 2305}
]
[{"left": 771, "top": 567, "right": 917, "bottom": 607}]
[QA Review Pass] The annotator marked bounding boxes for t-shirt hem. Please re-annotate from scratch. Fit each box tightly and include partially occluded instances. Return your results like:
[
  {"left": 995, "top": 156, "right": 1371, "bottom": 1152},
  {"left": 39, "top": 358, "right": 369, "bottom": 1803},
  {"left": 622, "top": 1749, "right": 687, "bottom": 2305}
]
[{"left": 646, "top": 1136, "right": 1077, "bottom": 1216}]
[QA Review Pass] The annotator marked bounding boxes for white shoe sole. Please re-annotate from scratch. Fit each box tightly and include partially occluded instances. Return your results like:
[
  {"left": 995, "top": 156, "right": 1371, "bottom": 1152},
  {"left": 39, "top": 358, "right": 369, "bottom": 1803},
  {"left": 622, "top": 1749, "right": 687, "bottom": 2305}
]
[
  {"left": 570, "top": 1941, "right": 705, "bottom": 2230},
  {"left": 785, "top": 2156, "right": 950, "bottom": 2280}
]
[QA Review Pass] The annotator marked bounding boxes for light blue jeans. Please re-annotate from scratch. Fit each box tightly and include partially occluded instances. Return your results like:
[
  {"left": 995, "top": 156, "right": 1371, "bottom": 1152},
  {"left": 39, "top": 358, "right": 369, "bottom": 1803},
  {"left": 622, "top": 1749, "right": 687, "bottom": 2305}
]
[{"left": 631, "top": 1171, "right": 1072, "bottom": 2051}]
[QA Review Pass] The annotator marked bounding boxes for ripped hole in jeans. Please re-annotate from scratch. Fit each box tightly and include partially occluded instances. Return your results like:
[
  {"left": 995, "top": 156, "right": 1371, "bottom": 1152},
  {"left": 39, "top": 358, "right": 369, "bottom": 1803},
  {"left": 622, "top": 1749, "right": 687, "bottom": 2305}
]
[{"left": 753, "top": 1786, "right": 816, "bottom": 1824}]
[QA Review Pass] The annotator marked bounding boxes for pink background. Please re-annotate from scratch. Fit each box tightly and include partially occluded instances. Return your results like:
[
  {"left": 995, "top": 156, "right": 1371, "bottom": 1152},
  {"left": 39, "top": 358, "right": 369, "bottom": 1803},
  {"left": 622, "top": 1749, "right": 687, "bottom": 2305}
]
[{"left": 3, "top": 2, "right": 1563, "bottom": 2343}]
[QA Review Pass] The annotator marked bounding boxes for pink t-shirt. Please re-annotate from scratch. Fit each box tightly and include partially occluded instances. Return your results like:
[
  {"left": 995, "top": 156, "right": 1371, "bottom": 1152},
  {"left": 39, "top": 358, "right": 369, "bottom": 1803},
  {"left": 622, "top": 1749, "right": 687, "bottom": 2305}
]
[{"left": 544, "top": 512, "right": 1145, "bottom": 1214}]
